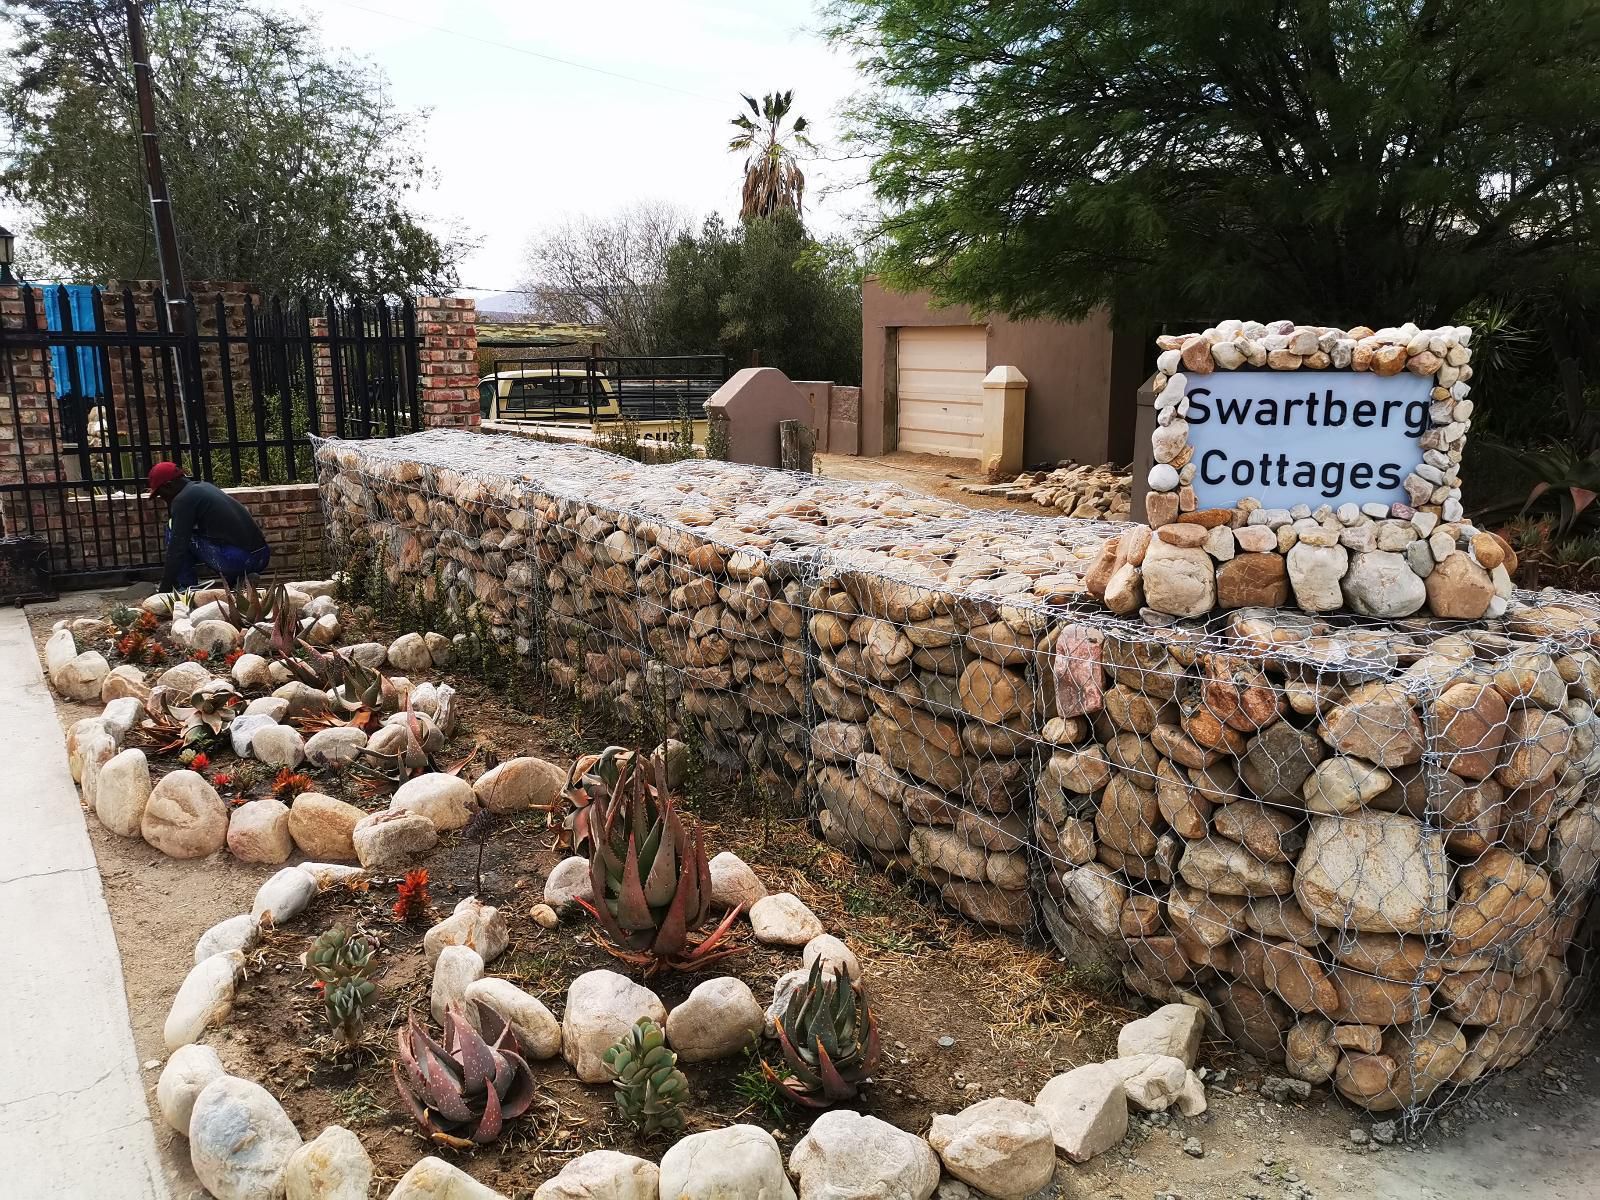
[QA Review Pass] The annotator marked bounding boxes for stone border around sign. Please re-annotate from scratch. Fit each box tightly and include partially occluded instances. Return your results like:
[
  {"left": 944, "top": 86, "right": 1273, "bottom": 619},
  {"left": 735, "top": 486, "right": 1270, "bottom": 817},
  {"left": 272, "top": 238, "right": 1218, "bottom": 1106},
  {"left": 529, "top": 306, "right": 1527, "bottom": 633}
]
[{"left": 1107, "top": 320, "right": 1507, "bottom": 622}]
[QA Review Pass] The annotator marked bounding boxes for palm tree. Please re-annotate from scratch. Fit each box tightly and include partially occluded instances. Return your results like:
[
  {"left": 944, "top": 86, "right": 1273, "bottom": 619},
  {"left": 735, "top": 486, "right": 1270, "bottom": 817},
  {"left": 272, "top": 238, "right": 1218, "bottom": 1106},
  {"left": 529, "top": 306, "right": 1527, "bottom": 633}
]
[{"left": 729, "top": 91, "right": 814, "bottom": 222}]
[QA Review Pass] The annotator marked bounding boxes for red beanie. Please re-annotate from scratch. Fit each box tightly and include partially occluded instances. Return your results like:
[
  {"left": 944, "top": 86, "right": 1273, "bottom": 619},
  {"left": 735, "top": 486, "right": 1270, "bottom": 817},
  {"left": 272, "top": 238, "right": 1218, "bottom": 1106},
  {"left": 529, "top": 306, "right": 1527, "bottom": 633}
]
[{"left": 147, "top": 461, "right": 184, "bottom": 497}]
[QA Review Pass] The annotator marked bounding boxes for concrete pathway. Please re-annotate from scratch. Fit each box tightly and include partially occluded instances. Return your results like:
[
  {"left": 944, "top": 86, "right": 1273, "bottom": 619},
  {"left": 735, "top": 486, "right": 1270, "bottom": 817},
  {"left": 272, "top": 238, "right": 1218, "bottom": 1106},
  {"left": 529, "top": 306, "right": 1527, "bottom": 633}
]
[{"left": 0, "top": 607, "right": 167, "bottom": 1197}]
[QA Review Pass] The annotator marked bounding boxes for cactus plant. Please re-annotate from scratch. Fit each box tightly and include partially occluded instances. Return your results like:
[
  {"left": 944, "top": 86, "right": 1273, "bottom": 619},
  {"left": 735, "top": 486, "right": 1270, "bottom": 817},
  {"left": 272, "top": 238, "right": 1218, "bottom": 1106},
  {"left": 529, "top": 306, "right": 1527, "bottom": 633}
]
[
  {"left": 306, "top": 926, "right": 377, "bottom": 1046},
  {"left": 602, "top": 1017, "right": 687, "bottom": 1135},
  {"left": 573, "top": 749, "right": 742, "bottom": 973},
  {"left": 393, "top": 1001, "right": 537, "bottom": 1148},
  {"left": 766, "top": 959, "right": 882, "bottom": 1108}
]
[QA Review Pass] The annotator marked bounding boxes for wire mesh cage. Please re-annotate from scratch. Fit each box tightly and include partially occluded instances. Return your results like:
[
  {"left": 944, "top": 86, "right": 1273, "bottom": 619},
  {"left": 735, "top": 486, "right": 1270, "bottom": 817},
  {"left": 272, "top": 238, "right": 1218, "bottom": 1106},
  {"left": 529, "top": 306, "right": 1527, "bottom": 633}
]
[{"left": 313, "top": 430, "right": 1600, "bottom": 1125}]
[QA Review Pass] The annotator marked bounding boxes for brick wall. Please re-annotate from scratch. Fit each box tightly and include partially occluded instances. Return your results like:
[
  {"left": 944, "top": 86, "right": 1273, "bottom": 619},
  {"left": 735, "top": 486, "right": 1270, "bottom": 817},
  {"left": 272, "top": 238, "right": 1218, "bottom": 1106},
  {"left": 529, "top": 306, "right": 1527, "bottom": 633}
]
[
  {"left": 234, "top": 482, "right": 327, "bottom": 580},
  {"left": 52, "top": 482, "right": 326, "bottom": 581}
]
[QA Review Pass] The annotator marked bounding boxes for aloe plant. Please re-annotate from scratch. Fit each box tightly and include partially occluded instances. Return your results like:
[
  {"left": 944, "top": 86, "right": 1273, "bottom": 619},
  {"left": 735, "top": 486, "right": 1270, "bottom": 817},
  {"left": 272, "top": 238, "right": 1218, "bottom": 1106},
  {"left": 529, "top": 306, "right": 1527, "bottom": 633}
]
[
  {"left": 766, "top": 958, "right": 882, "bottom": 1108},
  {"left": 574, "top": 749, "right": 741, "bottom": 973},
  {"left": 393, "top": 1001, "right": 537, "bottom": 1149},
  {"left": 563, "top": 745, "right": 639, "bottom": 856},
  {"left": 221, "top": 577, "right": 282, "bottom": 629},
  {"left": 333, "top": 653, "right": 383, "bottom": 712}
]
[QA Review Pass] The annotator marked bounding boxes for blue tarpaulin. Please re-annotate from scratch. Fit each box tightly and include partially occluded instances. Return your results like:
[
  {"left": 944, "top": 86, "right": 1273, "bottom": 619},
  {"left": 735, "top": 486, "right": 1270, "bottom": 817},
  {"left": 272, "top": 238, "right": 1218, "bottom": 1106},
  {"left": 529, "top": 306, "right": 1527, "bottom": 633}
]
[{"left": 43, "top": 284, "right": 104, "bottom": 401}]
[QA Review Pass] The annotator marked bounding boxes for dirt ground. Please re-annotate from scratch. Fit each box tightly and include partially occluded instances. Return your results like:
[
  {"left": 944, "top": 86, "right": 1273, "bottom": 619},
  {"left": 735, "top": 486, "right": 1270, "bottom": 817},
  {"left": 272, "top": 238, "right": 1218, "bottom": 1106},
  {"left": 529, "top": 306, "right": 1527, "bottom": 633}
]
[
  {"left": 815, "top": 450, "right": 1068, "bottom": 516},
  {"left": 27, "top": 589, "right": 1600, "bottom": 1200}
]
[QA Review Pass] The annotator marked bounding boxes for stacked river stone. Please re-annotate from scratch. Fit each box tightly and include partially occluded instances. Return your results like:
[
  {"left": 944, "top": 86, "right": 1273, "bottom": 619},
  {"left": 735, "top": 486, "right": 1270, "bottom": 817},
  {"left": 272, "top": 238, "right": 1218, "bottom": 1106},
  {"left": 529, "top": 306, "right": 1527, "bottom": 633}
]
[
  {"left": 1122, "top": 320, "right": 1504, "bottom": 621},
  {"left": 1034, "top": 602, "right": 1600, "bottom": 1113},
  {"left": 314, "top": 430, "right": 1113, "bottom": 794},
  {"left": 316, "top": 430, "right": 1600, "bottom": 1115}
]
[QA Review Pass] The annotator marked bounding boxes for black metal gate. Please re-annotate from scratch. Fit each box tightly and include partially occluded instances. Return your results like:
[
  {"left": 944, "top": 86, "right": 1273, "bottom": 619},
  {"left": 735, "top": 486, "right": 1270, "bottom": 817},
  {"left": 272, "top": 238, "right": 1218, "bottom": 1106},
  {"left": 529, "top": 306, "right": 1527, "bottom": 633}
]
[
  {"left": 0, "top": 284, "right": 420, "bottom": 586},
  {"left": 476, "top": 346, "right": 729, "bottom": 425}
]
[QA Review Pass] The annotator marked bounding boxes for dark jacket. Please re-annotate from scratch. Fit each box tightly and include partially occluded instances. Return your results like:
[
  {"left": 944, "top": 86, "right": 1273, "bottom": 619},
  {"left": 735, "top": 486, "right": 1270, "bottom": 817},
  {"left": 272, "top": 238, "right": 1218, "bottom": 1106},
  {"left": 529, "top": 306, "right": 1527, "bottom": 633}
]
[{"left": 160, "top": 480, "right": 268, "bottom": 590}]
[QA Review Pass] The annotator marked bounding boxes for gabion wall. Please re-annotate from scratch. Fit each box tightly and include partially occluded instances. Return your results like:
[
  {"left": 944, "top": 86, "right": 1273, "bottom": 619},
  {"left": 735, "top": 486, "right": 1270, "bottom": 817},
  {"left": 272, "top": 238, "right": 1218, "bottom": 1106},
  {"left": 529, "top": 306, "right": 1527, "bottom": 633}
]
[{"left": 315, "top": 430, "right": 1600, "bottom": 1119}]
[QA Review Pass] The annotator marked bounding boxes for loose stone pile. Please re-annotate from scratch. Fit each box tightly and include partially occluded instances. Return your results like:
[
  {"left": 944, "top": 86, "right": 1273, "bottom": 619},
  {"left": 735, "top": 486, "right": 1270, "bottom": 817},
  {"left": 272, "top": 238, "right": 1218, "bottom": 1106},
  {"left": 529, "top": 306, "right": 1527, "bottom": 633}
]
[
  {"left": 1129, "top": 320, "right": 1499, "bottom": 621},
  {"left": 960, "top": 461, "right": 1132, "bottom": 520},
  {"left": 313, "top": 430, "right": 1600, "bottom": 1117}
]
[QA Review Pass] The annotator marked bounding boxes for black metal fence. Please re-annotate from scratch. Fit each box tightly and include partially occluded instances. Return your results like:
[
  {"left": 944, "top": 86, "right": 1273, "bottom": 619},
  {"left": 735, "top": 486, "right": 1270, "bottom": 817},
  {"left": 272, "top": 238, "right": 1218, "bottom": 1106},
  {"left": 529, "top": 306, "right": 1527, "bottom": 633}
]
[
  {"left": 477, "top": 352, "right": 729, "bottom": 424},
  {"left": 0, "top": 283, "right": 420, "bottom": 584}
]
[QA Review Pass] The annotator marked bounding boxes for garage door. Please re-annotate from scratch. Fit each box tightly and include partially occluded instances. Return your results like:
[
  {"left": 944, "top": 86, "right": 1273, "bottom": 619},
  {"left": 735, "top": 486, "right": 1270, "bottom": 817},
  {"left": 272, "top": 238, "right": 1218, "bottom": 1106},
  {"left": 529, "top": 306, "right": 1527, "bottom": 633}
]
[{"left": 896, "top": 326, "right": 987, "bottom": 457}]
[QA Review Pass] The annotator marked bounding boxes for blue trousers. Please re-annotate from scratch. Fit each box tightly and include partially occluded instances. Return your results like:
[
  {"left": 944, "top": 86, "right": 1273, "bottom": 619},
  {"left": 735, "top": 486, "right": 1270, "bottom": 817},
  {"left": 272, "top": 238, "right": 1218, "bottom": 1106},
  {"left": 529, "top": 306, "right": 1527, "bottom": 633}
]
[{"left": 167, "top": 528, "right": 271, "bottom": 588}]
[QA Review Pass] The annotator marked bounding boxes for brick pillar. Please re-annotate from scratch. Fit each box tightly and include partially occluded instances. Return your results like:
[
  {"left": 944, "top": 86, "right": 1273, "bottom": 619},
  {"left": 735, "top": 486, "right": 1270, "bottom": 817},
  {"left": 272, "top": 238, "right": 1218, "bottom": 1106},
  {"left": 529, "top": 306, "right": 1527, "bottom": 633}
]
[
  {"left": 416, "top": 296, "right": 479, "bottom": 429},
  {"left": 309, "top": 315, "right": 337, "bottom": 436},
  {"left": 0, "top": 286, "right": 64, "bottom": 559}
]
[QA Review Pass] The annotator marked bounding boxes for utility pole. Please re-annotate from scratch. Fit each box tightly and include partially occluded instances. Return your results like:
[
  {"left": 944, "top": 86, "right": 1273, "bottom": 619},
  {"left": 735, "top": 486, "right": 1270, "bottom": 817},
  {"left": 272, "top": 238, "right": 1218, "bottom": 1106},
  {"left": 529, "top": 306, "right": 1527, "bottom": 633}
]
[
  {"left": 125, "top": 0, "right": 188, "bottom": 336},
  {"left": 126, "top": 0, "right": 202, "bottom": 464}
]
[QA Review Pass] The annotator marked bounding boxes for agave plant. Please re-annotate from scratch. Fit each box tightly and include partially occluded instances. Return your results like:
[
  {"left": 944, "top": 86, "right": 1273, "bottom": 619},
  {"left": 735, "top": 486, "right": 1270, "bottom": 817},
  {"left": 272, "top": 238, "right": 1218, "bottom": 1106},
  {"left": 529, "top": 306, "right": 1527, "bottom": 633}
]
[
  {"left": 574, "top": 750, "right": 741, "bottom": 973},
  {"left": 186, "top": 679, "right": 242, "bottom": 734},
  {"left": 306, "top": 926, "right": 377, "bottom": 1047},
  {"left": 393, "top": 1001, "right": 537, "bottom": 1148},
  {"left": 221, "top": 576, "right": 282, "bottom": 629},
  {"left": 765, "top": 959, "right": 881, "bottom": 1108},
  {"left": 602, "top": 1017, "right": 688, "bottom": 1135}
]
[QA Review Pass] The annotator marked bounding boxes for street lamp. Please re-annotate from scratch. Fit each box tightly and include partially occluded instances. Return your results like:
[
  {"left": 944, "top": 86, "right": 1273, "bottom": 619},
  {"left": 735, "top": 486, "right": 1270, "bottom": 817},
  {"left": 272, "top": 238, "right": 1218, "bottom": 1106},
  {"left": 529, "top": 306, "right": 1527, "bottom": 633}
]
[{"left": 0, "top": 225, "right": 14, "bottom": 285}]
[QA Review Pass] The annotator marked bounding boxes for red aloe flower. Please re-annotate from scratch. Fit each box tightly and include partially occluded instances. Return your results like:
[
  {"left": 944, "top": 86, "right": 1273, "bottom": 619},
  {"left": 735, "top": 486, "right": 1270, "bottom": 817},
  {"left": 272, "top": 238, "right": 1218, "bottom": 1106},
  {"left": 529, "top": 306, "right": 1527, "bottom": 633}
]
[{"left": 393, "top": 868, "right": 431, "bottom": 922}]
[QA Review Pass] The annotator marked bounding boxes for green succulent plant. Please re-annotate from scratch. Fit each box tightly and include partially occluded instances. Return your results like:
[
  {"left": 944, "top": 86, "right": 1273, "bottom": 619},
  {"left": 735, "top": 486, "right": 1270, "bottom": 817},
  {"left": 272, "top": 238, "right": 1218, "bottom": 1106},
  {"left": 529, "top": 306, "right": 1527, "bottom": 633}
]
[
  {"left": 186, "top": 678, "right": 242, "bottom": 734},
  {"left": 222, "top": 576, "right": 282, "bottom": 629},
  {"left": 307, "top": 925, "right": 377, "bottom": 1046},
  {"left": 573, "top": 748, "right": 741, "bottom": 973},
  {"left": 333, "top": 653, "right": 383, "bottom": 712},
  {"left": 766, "top": 958, "right": 881, "bottom": 1108},
  {"left": 602, "top": 1017, "right": 688, "bottom": 1135}
]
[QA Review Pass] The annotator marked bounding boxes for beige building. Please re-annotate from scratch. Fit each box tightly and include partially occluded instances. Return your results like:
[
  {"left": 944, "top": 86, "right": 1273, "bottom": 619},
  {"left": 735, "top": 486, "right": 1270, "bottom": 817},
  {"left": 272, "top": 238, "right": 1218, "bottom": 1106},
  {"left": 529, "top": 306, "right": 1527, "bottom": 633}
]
[{"left": 859, "top": 275, "right": 1146, "bottom": 466}]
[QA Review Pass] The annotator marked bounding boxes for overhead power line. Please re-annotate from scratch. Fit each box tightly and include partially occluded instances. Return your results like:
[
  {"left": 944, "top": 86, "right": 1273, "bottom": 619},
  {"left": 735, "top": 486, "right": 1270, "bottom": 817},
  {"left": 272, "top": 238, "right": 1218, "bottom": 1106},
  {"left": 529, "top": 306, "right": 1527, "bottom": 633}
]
[{"left": 325, "top": 1, "right": 727, "bottom": 104}]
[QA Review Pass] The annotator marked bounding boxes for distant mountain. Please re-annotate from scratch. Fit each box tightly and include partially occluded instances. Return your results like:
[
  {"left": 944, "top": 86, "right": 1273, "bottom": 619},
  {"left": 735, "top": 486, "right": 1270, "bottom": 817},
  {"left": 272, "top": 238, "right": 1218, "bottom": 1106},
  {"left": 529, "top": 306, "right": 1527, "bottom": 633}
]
[{"left": 467, "top": 291, "right": 530, "bottom": 320}]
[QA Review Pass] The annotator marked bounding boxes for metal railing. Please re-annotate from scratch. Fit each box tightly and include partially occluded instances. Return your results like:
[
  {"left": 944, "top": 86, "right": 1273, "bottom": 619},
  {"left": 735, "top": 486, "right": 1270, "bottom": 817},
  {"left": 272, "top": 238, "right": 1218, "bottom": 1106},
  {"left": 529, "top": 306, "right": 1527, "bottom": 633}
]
[
  {"left": 0, "top": 283, "right": 420, "bottom": 582},
  {"left": 479, "top": 353, "right": 729, "bottom": 425}
]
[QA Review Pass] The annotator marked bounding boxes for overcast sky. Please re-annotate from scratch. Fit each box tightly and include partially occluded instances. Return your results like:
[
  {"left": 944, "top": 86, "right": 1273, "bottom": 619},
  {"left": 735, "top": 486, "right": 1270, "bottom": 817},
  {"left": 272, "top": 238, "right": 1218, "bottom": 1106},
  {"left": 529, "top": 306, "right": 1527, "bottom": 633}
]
[{"left": 270, "top": 0, "right": 868, "bottom": 302}]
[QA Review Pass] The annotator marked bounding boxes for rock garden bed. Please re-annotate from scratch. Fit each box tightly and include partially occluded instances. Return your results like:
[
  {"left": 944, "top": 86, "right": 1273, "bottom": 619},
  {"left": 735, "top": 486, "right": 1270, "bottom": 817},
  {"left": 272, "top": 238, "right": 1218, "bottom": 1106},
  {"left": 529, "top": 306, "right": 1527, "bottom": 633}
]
[
  {"left": 38, "top": 581, "right": 1189, "bottom": 1198},
  {"left": 28, "top": 417, "right": 1600, "bottom": 1198}
]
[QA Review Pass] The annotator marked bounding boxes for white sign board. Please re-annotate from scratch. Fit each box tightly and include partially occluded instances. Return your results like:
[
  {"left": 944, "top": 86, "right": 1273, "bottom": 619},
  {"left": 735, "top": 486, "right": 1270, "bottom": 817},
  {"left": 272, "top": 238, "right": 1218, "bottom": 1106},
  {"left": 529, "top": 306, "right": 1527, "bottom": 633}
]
[{"left": 1184, "top": 371, "right": 1431, "bottom": 510}]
